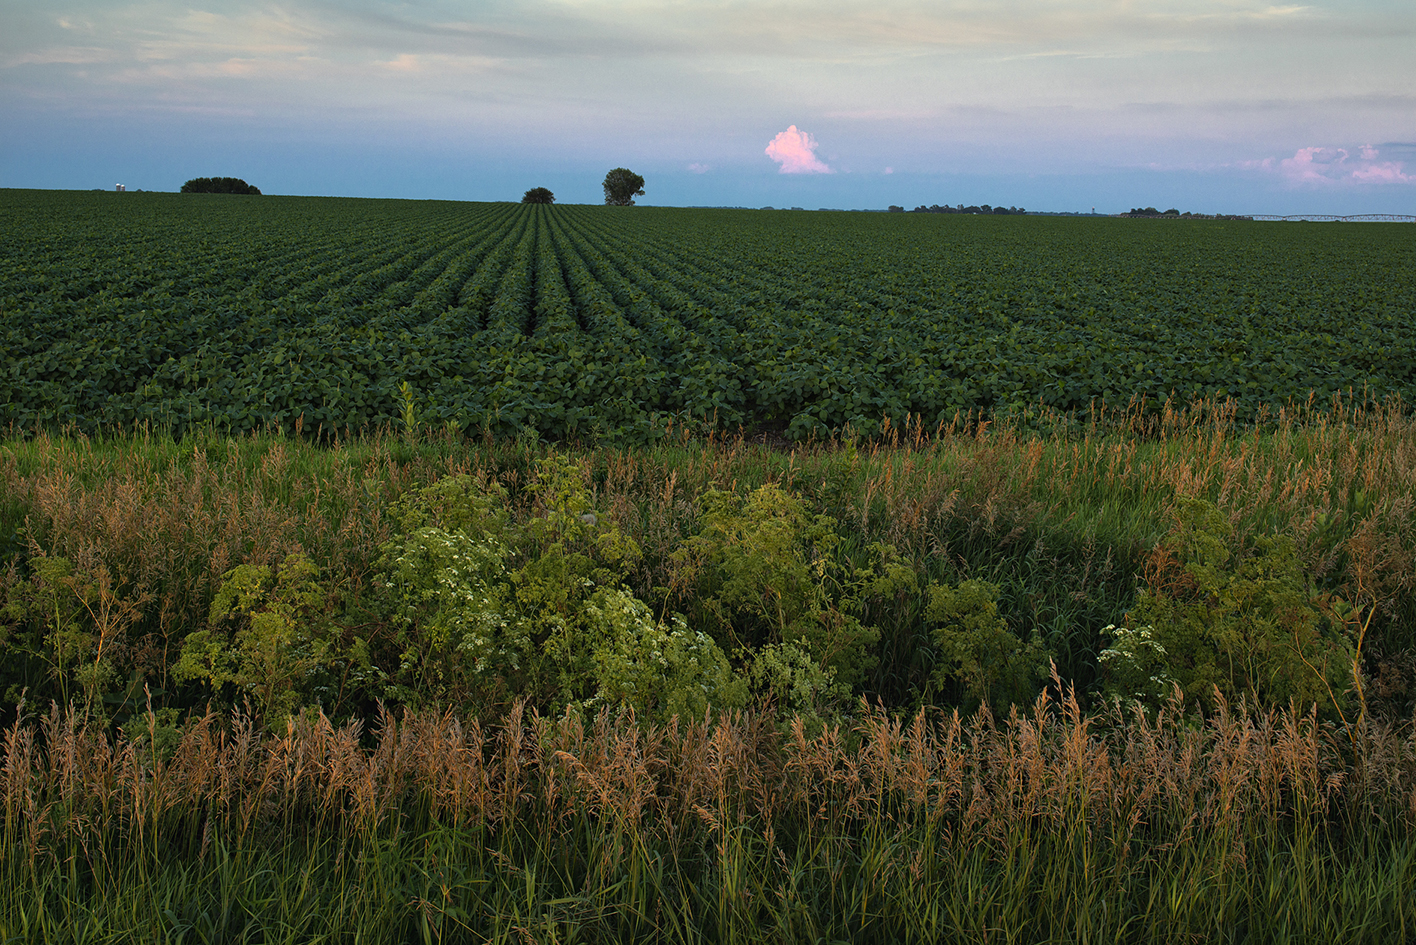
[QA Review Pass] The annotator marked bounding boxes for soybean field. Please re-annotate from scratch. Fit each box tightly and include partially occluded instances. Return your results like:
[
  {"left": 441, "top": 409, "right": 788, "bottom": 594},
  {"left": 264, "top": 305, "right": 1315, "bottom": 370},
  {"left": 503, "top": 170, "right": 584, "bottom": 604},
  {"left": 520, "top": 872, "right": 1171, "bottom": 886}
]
[{"left": 3, "top": 188, "right": 1413, "bottom": 440}]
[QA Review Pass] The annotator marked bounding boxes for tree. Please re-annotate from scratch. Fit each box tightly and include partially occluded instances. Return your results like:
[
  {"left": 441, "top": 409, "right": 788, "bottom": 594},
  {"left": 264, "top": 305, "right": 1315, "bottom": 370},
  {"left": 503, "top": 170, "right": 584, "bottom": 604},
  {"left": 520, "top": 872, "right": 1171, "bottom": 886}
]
[
  {"left": 181, "top": 177, "right": 261, "bottom": 195},
  {"left": 602, "top": 168, "right": 645, "bottom": 206},
  {"left": 522, "top": 187, "right": 554, "bottom": 204}
]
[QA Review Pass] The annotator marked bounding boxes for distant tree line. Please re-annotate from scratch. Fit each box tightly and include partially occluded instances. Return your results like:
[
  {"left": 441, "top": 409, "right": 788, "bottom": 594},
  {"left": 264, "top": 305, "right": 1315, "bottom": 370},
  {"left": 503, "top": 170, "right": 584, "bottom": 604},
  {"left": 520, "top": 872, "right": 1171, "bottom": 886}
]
[
  {"left": 1125, "top": 207, "right": 1253, "bottom": 220},
  {"left": 891, "top": 204, "right": 1027, "bottom": 215},
  {"left": 181, "top": 177, "right": 261, "bottom": 195}
]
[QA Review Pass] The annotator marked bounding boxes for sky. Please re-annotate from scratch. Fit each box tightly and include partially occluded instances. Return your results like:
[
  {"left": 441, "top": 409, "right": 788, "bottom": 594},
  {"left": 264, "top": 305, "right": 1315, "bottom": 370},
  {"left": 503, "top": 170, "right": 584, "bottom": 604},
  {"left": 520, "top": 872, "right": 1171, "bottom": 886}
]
[{"left": 2, "top": 0, "right": 1414, "bottom": 214}]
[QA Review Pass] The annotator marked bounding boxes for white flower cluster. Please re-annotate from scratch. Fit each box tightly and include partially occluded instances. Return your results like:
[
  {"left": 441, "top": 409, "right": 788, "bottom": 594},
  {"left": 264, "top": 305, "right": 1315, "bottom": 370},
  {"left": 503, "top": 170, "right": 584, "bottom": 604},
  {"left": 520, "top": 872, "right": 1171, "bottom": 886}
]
[
  {"left": 1099, "top": 623, "right": 1178, "bottom": 706},
  {"left": 388, "top": 526, "right": 524, "bottom": 675}
]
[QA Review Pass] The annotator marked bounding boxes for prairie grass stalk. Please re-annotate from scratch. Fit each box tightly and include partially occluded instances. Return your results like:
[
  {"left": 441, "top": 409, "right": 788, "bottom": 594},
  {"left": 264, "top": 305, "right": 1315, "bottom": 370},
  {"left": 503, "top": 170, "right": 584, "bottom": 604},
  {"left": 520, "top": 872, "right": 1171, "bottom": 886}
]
[{"left": 3, "top": 690, "right": 1414, "bottom": 942}]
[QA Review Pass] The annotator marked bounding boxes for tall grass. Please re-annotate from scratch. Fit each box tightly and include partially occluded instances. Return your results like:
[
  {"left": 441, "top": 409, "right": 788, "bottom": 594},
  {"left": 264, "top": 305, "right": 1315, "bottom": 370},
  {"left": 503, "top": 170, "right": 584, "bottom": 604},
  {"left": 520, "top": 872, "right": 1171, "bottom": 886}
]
[{"left": 3, "top": 684, "right": 1414, "bottom": 943}]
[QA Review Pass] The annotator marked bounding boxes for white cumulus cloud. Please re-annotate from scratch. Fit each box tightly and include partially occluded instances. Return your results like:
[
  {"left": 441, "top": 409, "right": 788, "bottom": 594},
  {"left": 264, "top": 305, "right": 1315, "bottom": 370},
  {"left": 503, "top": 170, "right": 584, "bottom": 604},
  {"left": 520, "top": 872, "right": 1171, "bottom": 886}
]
[{"left": 765, "top": 125, "right": 832, "bottom": 174}]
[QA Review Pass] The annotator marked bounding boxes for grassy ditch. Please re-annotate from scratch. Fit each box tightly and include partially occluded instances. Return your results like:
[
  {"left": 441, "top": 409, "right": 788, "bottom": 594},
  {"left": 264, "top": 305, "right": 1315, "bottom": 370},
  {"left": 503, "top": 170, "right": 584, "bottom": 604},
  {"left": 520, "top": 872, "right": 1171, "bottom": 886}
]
[{"left": 1, "top": 397, "right": 1415, "bottom": 940}]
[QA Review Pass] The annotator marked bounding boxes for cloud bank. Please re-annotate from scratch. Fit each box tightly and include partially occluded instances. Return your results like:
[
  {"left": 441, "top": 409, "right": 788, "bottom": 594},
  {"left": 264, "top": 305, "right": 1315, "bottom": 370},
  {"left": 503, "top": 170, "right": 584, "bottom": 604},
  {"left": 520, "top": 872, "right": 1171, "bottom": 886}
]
[
  {"left": 765, "top": 125, "right": 832, "bottom": 174},
  {"left": 1256, "top": 145, "right": 1414, "bottom": 186}
]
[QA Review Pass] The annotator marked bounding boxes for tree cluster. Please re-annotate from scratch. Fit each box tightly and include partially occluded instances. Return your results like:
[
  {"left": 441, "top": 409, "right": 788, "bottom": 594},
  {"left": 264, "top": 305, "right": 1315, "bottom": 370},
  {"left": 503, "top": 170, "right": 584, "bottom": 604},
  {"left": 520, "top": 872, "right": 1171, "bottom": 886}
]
[
  {"left": 515, "top": 171, "right": 646, "bottom": 206},
  {"left": 181, "top": 177, "right": 261, "bottom": 195},
  {"left": 909, "top": 204, "right": 1025, "bottom": 215}
]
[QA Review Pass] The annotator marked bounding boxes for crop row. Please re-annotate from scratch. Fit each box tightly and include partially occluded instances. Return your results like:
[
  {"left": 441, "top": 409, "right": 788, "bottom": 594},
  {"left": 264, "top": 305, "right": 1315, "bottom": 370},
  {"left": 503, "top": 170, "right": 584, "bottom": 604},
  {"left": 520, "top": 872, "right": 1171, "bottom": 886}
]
[{"left": 2, "top": 189, "right": 1414, "bottom": 440}]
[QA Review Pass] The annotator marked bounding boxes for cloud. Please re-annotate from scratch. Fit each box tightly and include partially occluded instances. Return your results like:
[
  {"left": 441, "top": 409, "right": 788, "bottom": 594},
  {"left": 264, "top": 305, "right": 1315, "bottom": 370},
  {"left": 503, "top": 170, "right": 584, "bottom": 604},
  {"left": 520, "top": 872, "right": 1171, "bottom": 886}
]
[
  {"left": 381, "top": 53, "right": 422, "bottom": 72},
  {"left": 1271, "top": 145, "right": 1412, "bottom": 186},
  {"left": 1349, "top": 161, "right": 1413, "bottom": 184},
  {"left": 3, "top": 46, "right": 115, "bottom": 67},
  {"left": 1278, "top": 146, "right": 1339, "bottom": 184},
  {"left": 765, "top": 125, "right": 832, "bottom": 174},
  {"left": 687, "top": 162, "right": 710, "bottom": 173}
]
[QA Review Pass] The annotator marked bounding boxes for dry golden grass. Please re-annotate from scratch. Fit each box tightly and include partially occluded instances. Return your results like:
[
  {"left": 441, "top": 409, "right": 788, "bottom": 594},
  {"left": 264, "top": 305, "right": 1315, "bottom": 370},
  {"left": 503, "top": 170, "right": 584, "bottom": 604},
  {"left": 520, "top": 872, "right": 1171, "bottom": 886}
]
[{"left": 7, "top": 683, "right": 1413, "bottom": 863}]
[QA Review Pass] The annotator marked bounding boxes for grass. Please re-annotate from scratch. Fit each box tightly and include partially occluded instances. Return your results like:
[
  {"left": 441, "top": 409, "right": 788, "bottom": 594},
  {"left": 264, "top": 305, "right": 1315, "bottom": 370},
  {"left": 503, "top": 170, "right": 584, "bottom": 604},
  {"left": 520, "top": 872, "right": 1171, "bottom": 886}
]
[
  {"left": 2, "top": 397, "right": 1415, "bottom": 940},
  {"left": 3, "top": 687, "right": 1415, "bottom": 943}
]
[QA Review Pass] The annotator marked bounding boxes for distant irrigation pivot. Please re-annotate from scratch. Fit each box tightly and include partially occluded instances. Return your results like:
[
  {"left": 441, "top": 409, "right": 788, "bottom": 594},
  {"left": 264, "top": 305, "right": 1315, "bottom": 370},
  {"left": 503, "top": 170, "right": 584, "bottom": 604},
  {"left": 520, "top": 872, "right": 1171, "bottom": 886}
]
[{"left": 1250, "top": 213, "right": 1416, "bottom": 222}]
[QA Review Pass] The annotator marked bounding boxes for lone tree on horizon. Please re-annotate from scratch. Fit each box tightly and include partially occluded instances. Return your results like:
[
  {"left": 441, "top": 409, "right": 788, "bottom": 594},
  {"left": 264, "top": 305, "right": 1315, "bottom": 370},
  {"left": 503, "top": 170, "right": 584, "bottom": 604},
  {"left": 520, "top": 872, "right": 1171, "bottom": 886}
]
[
  {"left": 522, "top": 187, "right": 554, "bottom": 204},
  {"left": 602, "top": 168, "right": 645, "bottom": 206},
  {"left": 181, "top": 177, "right": 261, "bottom": 195}
]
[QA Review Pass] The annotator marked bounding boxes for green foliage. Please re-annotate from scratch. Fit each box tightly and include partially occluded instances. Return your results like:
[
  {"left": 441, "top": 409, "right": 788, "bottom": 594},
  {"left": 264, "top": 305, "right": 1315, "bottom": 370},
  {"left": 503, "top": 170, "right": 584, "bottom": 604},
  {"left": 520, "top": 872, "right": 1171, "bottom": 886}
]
[
  {"left": 676, "top": 485, "right": 837, "bottom": 647},
  {"left": 521, "top": 187, "right": 554, "bottom": 204},
  {"left": 120, "top": 707, "right": 185, "bottom": 765},
  {"left": 378, "top": 523, "right": 519, "bottom": 705},
  {"left": 1, "top": 556, "right": 97, "bottom": 707},
  {"left": 375, "top": 460, "right": 744, "bottom": 720},
  {"left": 673, "top": 484, "right": 900, "bottom": 693},
  {"left": 511, "top": 456, "right": 645, "bottom": 702},
  {"left": 376, "top": 470, "right": 524, "bottom": 706},
  {"left": 1126, "top": 496, "right": 1353, "bottom": 712},
  {"left": 602, "top": 168, "right": 645, "bottom": 206},
  {"left": 2, "top": 191, "right": 1414, "bottom": 441},
  {"left": 0, "top": 556, "right": 148, "bottom": 716},
  {"left": 180, "top": 177, "right": 261, "bottom": 195},
  {"left": 172, "top": 553, "right": 333, "bottom": 725},
  {"left": 926, "top": 578, "right": 1051, "bottom": 710},
  {"left": 1097, "top": 623, "right": 1178, "bottom": 708},
  {"left": 741, "top": 640, "right": 849, "bottom": 731},
  {"left": 579, "top": 587, "right": 746, "bottom": 721},
  {"left": 387, "top": 469, "right": 511, "bottom": 537},
  {"left": 520, "top": 455, "right": 642, "bottom": 574}
]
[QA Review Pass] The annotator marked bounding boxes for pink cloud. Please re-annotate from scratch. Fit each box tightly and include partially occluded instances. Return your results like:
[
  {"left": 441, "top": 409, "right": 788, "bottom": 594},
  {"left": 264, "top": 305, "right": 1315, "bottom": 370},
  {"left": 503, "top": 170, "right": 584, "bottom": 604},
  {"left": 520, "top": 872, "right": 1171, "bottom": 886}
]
[
  {"left": 765, "top": 125, "right": 832, "bottom": 174},
  {"left": 1278, "top": 146, "right": 1340, "bottom": 184},
  {"left": 1270, "top": 145, "right": 1412, "bottom": 186},
  {"left": 1350, "top": 161, "right": 1413, "bottom": 184}
]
